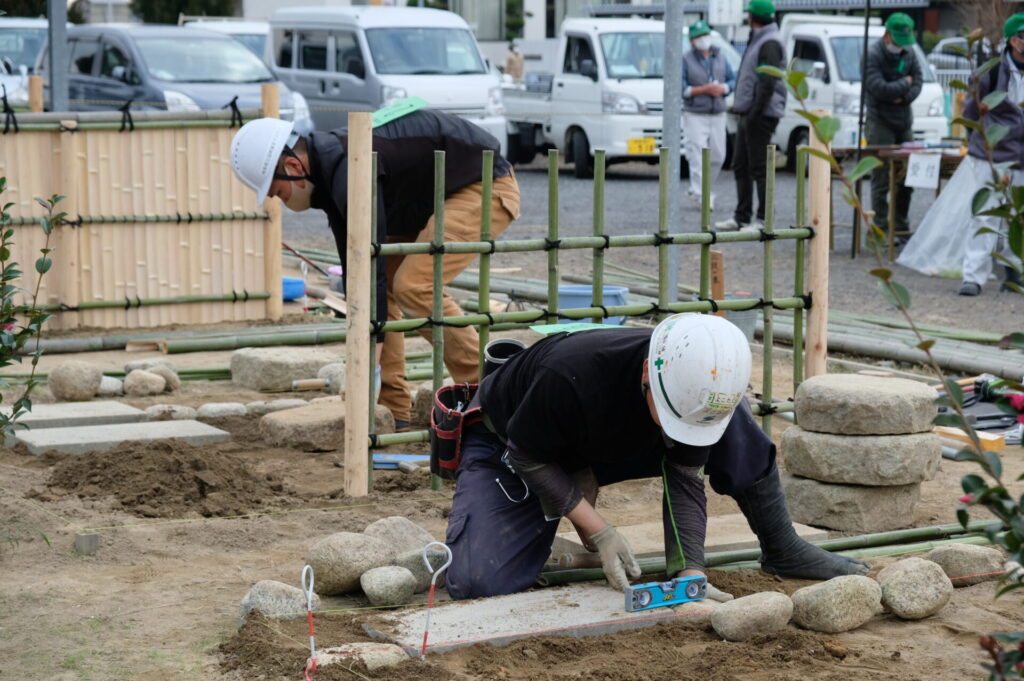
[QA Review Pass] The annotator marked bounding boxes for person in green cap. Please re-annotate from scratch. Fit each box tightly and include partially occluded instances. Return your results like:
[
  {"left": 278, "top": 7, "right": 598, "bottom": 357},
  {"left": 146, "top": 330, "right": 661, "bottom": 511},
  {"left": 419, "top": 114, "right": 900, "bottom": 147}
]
[
  {"left": 956, "top": 13, "right": 1024, "bottom": 296},
  {"left": 716, "top": 0, "right": 786, "bottom": 232},
  {"left": 864, "top": 12, "right": 923, "bottom": 242},
  {"left": 682, "top": 19, "right": 736, "bottom": 209}
]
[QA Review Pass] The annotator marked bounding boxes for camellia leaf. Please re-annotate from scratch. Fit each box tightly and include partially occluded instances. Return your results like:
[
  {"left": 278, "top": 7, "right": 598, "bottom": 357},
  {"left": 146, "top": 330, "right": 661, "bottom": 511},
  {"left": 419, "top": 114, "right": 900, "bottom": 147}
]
[
  {"left": 987, "top": 124, "right": 1010, "bottom": 149},
  {"left": 878, "top": 280, "right": 911, "bottom": 310},
  {"left": 976, "top": 56, "right": 1001, "bottom": 78},
  {"left": 933, "top": 412, "right": 964, "bottom": 427},
  {"left": 34, "top": 257, "right": 52, "bottom": 275},
  {"left": 953, "top": 117, "right": 983, "bottom": 133},
  {"left": 869, "top": 267, "right": 892, "bottom": 281},
  {"left": 948, "top": 78, "right": 969, "bottom": 91},
  {"left": 849, "top": 156, "right": 883, "bottom": 183},
  {"left": 804, "top": 147, "right": 836, "bottom": 167},
  {"left": 999, "top": 332, "right": 1024, "bottom": 350},
  {"left": 943, "top": 378, "right": 965, "bottom": 408},
  {"left": 756, "top": 65, "right": 786, "bottom": 79},
  {"left": 972, "top": 188, "right": 992, "bottom": 215},
  {"left": 983, "top": 450, "right": 1003, "bottom": 479},
  {"left": 982, "top": 90, "right": 1008, "bottom": 110},
  {"left": 962, "top": 474, "right": 987, "bottom": 495},
  {"left": 795, "top": 109, "right": 821, "bottom": 125},
  {"left": 917, "top": 338, "right": 936, "bottom": 352},
  {"left": 813, "top": 116, "right": 841, "bottom": 144}
]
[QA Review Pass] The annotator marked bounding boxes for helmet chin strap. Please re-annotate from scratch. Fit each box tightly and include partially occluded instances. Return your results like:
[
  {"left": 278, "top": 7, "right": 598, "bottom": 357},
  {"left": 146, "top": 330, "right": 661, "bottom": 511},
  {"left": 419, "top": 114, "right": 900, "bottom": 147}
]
[{"left": 273, "top": 145, "right": 313, "bottom": 183}]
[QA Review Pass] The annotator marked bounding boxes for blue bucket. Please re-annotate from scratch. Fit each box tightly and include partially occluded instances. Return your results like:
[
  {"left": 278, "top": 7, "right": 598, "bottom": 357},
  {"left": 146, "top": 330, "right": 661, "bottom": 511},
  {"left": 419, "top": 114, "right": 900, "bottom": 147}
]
[
  {"left": 558, "top": 285, "right": 629, "bottom": 325},
  {"left": 282, "top": 277, "right": 305, "bottom": 301}
]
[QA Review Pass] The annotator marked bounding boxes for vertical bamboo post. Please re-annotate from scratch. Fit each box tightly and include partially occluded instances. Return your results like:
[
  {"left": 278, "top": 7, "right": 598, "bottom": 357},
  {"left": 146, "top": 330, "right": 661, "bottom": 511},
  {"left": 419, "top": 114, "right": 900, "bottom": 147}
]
[
  {"left": 343, "top": 111, "right": 373, "bottom": 498},
  {"left": 710, "top": 251, "right": 724, "bottom": 317},
  {"left": 805, "top": 112, "right": 832, "bottom": 378},
  {"left": 699, "top": 147, "right": 712, "bottom": 305},
  {"left": 478, "top": 150, "right": 493, "bottom": 375},
  {"left": 57, "top": 120, "right": 81, "bottom": 330},
  {"left": 367, "top": 152, "right": 378, "bottom": 491},
  {"left": 28, "top": 76, "right": 44, "bottom": 113},
  {"left": 657, "top": 147, "right": 669, "bottom": 317},
  {"left": 261, "top": 83, "right": 283, "bottom": 321},
  {"left": 793, "top": 147, "right": 807, "bottom": 387},
  {"left": 547, "top": 149, "right": 559, "bottom": 322},
  {"left": 592, "top": 149, "right": 605, "bottom": 324},
  {"left": 431, "top": 151, "right": 445, "bottom": 491},
  {"left": 761, "top": 146, "right": 776, "bottom": 434}
]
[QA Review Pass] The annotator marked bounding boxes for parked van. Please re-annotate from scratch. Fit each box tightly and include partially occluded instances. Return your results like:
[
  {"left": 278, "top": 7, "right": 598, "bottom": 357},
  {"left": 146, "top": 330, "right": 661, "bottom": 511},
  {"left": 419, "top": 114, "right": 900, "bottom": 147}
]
[
  {"left": 181, "top": 18, "right": 270, "bottom": 61},
  {"left": 774, "top": 14, "right": 947, "bottom": 167},
  {"left": 503, "top": 18, "right": 740, "bottom": 178},
  {"left": 269, "top": 5, "right": 507, "bottom": 150}
]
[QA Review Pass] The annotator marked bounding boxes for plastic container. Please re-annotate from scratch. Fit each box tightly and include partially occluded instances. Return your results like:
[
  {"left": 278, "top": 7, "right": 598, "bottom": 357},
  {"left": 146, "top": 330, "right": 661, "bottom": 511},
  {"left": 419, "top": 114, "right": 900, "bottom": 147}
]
[
  {"left": 558, "top": 285, "right": 629, "bottom": 325},
  {"left": 724, "top": 292, "right": 757, "bottom": 341},
  {"left": 483, "top": 338, "right": 526, "bottom": 377},
  {"left": 282, "top": 276, "right": 305, "bottom": 301}
]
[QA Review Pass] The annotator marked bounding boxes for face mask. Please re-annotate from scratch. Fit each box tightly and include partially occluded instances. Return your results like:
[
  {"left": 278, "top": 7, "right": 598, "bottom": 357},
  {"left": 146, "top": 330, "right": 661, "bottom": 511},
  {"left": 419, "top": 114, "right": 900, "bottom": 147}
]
[
  {"left": 886, "top": 42, "right": 902, "bottom": 54},
  {"left": 693, "top": 36, "right": 712, "bottom": 51}
]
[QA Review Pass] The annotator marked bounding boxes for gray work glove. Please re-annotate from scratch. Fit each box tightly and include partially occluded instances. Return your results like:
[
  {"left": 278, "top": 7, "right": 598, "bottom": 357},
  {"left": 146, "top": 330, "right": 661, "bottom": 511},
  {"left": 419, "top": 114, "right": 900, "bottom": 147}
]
[{"left": 591, "top": 525, "right": 641, "bottom": 592}]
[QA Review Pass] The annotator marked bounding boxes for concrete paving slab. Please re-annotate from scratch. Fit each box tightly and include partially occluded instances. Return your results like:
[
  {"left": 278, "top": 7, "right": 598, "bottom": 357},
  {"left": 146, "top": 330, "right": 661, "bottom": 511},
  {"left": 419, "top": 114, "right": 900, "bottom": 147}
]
[
  {"left": 365, "top": 584, "right": 718, "bottom": 655},
  {"left": 2, "top": 401, "right": 145, "bottom": 446},
  {"left": 15, "top": 420, "right": 230, "bottom": 455},
  {"left": 556, "top": 513, "right": 828, "bottom": 557}
]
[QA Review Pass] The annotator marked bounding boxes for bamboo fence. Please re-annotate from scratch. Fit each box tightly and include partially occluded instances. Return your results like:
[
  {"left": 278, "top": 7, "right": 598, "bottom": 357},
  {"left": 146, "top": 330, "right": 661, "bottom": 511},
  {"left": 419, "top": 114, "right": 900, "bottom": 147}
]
[{"left": 0, "top": 108, "right": 281, "bottom": 330}]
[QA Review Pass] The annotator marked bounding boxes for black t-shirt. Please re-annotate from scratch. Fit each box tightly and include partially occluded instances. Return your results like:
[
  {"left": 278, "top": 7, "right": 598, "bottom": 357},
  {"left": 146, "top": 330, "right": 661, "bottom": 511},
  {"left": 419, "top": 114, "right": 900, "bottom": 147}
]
[{"left": 478, "top": 328, "right": 710, "bottom": 471}]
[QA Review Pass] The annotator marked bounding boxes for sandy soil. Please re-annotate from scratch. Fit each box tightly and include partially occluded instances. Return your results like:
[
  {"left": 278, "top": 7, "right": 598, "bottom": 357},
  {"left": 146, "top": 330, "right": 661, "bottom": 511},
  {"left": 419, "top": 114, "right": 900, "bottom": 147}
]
[{"left": 0, "top": 337, "right": 1022, "bottom": 681}]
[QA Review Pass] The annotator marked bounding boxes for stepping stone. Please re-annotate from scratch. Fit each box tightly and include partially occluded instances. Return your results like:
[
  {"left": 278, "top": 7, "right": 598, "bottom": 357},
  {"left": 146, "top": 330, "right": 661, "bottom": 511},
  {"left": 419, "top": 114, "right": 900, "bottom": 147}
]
[
  {"left": 364, "top": 583, "right": 718, "bottom": 655},
  {"left": 14, "top": 420, "right": 230, "bottom": 455},
  {"left": 554, "top": 514, "right": 827, "bottom": 558},
  {"left": 2, "top": 401, "right": 145, "bottom": 446}
]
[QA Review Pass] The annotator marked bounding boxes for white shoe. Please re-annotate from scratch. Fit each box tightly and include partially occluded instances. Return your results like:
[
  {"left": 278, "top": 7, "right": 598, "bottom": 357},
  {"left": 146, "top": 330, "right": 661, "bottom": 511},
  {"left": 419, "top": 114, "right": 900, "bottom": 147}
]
[
  {"left": 715, "top": 217, "right": 741, "bottom": 231},
  {"left": 740, "top": 221, "right": 764, "bottom": 233}
]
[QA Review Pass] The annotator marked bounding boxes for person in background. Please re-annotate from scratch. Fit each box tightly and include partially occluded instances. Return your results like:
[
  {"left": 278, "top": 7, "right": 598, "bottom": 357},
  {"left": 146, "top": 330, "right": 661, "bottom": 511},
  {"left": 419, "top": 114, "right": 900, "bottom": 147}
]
[
  {"left": 682, "top": 19, "right": 736, "bottom": 210},
  {"left": 505, "top": 42, "right": 524, "bottom": 82},
  {"left": 958, "top": 13, "right": 1024, "bottom": 297},
  {"left": 864, "top": 13, "right": 923, "bottom": 244},
  {"left": 715, "top": 0, "right": 786, "bottom": 232}
]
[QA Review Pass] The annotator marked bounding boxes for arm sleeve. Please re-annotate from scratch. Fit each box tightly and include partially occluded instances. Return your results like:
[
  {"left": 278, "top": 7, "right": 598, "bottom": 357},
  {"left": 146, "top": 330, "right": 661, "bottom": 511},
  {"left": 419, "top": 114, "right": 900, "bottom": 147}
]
[
  {"left": 750, "top": 40, "right": 784, "bottom": 118},
  {"left": 864, "top": 49, "right": 910, "bottom": 102},
  {"left": 906, "top": 55, "right": 924, "bottom": 104},
  {"left": 505, "top": 439, "right": 582, "bottom": 520},
  {"left": 662, "top": 459, "right": 708, "bottom": 574},
  {"left": 682, "top": 58, "right": 693, "bottom": 99},
  {"left": 723, "top": 58, "right": 737, "bottom": 95}
]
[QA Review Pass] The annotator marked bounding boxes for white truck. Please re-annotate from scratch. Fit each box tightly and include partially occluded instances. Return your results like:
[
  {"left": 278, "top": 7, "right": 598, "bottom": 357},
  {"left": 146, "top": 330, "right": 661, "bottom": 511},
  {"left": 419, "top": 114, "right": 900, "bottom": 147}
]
[
  {"left": 773, "top": 14, "right": 947, "bottom": 168},
  {"left": 504, "top": 18, "right": 741, "bottom": 178}
]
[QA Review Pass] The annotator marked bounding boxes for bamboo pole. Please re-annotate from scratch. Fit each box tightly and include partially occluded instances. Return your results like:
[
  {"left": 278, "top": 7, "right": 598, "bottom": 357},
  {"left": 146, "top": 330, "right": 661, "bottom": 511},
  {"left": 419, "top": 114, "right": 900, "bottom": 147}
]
[
  {"left": 547, "top": 149, "right": 559, "bottom": 323},
  {"left": 592, "top": 149, "right": 606, "bottom": 324},
  {"left": 710, "top": 250, "right": 724, "bottom": 317},
  {"left": 805, "top": 111, "right": 832, "bottom": 378},
  {"left": 478, "top": 150, "right": 493, "bottom": 376},
  {"left": 431, "top": 151, "right": 446, "bottom": 491},
  {"left": 261, "top": 84, "right": 283, "bottom": 321},
  {"left": 699, "top": 147, "right": 711, "bottom": 304},
  {"left": 57, "top": 120, "right": 81, "bottom": 330},
  {"left": 657, "top": 147, "right": 669, "bottom": 318},
  {"left": 762, "top": 146, "right": 776, "bottom": 434},
  {"left": 793, "top": 147, "right": 807, "bottom": 387},
  {"left": 28, "top": 76, "right": 43, "bottom": 113},
  {"left": 343, "top": 111, "right": 373, "bottom": 498}
]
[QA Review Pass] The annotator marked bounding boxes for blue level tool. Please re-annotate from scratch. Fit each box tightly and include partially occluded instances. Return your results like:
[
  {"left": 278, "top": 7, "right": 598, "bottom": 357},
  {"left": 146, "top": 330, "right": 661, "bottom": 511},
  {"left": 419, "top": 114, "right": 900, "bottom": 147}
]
[
  {"left": 372, "top": 453, "right": 430, "bottom": 470},
  {"left": 624, "top": 575, "right": 707, "bottom": 612}
]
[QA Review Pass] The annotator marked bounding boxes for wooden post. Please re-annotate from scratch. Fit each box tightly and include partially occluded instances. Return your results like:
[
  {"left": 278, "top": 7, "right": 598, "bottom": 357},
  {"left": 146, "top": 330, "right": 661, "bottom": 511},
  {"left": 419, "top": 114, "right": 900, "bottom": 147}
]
[
  {"left": 260, "top": 83, "right": 283, "bottom": 320},
  {"left": 28, "top": 76, "right": 44, "bottom": 113},
  {"left": 343, "top": 111, "right": 373, "bottom": 498},
  {"left": 710, "top": 250, "right": 725, "bottom": 317},
  {"left": 805, "top": 111, "right": 831, "bottom": 378},
  {"left": 57, "top": 121, "right": 81, "bottom": 330}
]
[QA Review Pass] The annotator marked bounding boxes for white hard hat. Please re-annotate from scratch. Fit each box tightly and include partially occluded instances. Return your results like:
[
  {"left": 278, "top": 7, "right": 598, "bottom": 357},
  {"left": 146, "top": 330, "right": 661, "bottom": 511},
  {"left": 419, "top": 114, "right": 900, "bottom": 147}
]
[
  {"left": 230, "top": 117, "right": 298, "bottom": 208},
  {"left": 648, "top": 313, "right": 752, "bottom": 446}
]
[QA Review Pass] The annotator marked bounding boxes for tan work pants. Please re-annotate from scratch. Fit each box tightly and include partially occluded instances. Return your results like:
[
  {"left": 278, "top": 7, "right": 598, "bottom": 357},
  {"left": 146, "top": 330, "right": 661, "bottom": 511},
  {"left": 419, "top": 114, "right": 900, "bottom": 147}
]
[{"left": 379, "top": 172, "right": 520, "bottom": 422}]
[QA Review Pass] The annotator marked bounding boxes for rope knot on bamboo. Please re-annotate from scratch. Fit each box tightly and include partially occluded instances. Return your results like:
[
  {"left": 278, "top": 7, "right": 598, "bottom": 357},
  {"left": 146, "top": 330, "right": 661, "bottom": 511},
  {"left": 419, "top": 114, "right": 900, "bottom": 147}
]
[
  {"left": 757, "top": 229, "right": 777, "bottom": 242},
  {"left": 799, "top": 293, "right": 813, "bottom": 310},
  {"left": 223, "top": 96, "right": 244, "bottom": 127},
  {"left": 118, "top": 100, "right": 135, "bottom": 132},
  {"left": 2, "top": 87, "right": 18, "bottom": 135},
  {"left": 758, "top": 403, "right": 779, "bottom": 416},
  {"left": 543, "top": 238, "right": 562, "bottom": 251},
  {"left": 652, "top": 233, "right": 674, "bottom": 246},
  {"left": 429, "top": 242, "right": 445, "bottom": 255},
  {"left": 371, "top": 242, "right": 382, "bottom": 257},
  {"left": 596, "top": 305, "right": 609, "bottom": 320},
  {"left": 698, "top": 297, "right": 720, "bottom": 313},
  {"left": 645, "top": 302, "right": 670, "bottom": 316},
  {"left": 485, "top": 239, "right": 497, "bottom": 254},
  {"left": 596, "top": 235, "right": 611, "bottom": 250}
]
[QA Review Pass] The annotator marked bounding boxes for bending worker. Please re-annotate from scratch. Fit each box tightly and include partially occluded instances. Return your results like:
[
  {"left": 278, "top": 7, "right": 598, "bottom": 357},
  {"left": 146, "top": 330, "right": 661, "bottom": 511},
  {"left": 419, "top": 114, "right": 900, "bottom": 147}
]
[
  {"left": 444, "top": 314, "right": 868, "bottom": 599},
  {"left": 230, "top": 109, "right": 520, "bottom": 428}
]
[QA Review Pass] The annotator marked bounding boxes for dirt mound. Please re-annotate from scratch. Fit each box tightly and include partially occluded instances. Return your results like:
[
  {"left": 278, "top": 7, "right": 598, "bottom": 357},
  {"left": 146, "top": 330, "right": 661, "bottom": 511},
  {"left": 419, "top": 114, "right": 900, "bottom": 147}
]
[{"left": 29, "top": 439, "right": 291, "bottom": 518}]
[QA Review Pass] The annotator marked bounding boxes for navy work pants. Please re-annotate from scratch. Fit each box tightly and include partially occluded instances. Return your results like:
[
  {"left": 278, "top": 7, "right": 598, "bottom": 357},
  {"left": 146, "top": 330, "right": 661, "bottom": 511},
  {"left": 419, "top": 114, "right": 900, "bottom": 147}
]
[{"left": 443, "top": 400, "right": 774, "bottom": 600}]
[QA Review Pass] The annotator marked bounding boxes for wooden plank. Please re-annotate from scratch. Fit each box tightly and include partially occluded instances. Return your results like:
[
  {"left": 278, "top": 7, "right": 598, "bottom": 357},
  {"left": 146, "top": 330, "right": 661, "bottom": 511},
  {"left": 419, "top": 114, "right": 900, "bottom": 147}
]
[
  {"left": 262, "top": 83, "right": 283, "bottom": 321},
  {"left": 805, "top": 109, "right": 831, "bottom": 378},
  {"left": 934, "top": 426, "right": 1005, "bottom": 452},
  {"left": 710, "top": 249, "right": 725, "bottom": 317}
]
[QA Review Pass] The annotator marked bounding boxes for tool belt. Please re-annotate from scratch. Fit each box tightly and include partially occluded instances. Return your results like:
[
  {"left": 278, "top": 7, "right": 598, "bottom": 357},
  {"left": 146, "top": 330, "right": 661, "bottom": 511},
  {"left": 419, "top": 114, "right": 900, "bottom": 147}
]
[{"left": 429, "top": 382, "right": 481, "bottom": 480}]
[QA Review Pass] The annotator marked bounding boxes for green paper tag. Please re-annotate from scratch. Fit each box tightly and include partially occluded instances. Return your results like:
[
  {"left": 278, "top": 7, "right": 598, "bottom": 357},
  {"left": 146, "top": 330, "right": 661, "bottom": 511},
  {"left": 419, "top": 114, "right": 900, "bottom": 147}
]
[
  {"left": 897, "top": 58, "right": 906, "bottom": 74},
  {"left": 372, "top": 96, "right": 428, "bottom": 128},
  {"left": 529, "top": 322, "right": 616, "bottom": 335}
]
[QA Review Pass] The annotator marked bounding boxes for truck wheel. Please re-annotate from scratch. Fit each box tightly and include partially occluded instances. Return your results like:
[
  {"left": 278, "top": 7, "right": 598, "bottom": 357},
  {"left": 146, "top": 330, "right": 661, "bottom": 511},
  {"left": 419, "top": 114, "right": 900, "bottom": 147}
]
[
  {"left": 786, "top": 128, "right": 809, "bottom": 173},
  {"left": 572, "top": 130, "right": 593, "bottom": 179}
]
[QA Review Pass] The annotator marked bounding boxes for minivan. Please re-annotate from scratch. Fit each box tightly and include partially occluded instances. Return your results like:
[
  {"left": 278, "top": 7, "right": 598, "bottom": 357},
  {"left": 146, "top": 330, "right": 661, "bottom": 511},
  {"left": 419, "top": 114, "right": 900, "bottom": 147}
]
[
  {"left": 269, "top": 5, "right": 507, "bottom": 150},
  {"left": 36, "top": 24, "right": 313, "bottom": 133}
]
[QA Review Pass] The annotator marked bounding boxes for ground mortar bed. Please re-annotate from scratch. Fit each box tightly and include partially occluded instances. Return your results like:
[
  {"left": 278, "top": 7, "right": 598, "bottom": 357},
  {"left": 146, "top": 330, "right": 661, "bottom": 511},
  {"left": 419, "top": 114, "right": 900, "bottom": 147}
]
[{"left": 1, "top": 335, "right": 1023, "bottom": 681}]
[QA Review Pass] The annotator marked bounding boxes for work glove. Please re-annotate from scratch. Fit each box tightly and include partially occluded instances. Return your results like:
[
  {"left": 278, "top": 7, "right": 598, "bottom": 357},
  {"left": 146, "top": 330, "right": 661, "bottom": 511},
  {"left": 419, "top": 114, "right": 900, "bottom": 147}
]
[
  {"left": 705, "top": 583, "right": 734, "bottom": 603},
  {"left": 591, "top": 524, "right": 641, "bottom": 592}
]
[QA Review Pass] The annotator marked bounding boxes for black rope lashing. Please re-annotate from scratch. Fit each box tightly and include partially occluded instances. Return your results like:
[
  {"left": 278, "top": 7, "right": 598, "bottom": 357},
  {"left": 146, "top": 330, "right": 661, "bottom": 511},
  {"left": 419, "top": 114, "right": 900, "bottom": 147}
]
[
  {"left": 371, "top": 320, "right": 387, "bottom": 335},
  {"left": 699, "top": 297, "right": 720, "bottom": 313},
  {"left": 222, "top": 95, "right": 243, "bottom": 127},
  {"left": 544, "top": 238, "right": 562, "bottom": 251},
  {"left": 646, "top": 302, "right": 671, "bottom": 316},
  {"left": 799, "top": 293, "right": 813, "bottom": 310},
  {"left": 371, "top": 242, "right": 382, "bottom": 257},
  {"left": 429, "top": 242, "right": 445, "bottom": 255},
  {"left": 368, "top": 433, "right": 380, "bottom": 448},
  {"left": 485, "top": 239, "right": 497, "bottom": 254},
  {"left": 243, "top": 289, "right": 250, "bottom": 302},
  {"left": 58, "top": 122, "right": 78, "bottom": 133},
  {"left": 758, "top": 229, "right": 777, "bottom": 242},
  {"left": 481, "top": 312, "right": 495, "bottom": 326},
  {"left": 63, "top": 216, "right": 83, "bottom": 228},
  {"left": 187, "top": 212, "right": 194, "bottom": 224},
  {"left": 58, "top": 302, "right": 79, "bottom": 312},
  {"left": 2, "top": 85, "right": 18, "bottom": 134},
  {"left": 118, "top": 99, "right": 135, "bottom": 132},
  {"left": 652, "top": 233, "right": 674, "bottom": 246},
  {"left": 596, "top": 235, "right": 610, "bottom": 250},
  {"left": 758, "top": 403, "right": 779, "bottom": 416},
  {"left": 804, "top": 226, "right": 817, "bottom": 239},
  {"left": 124, "top": 296, "right": 133, "bottom": 310},
  {"left": 596, "top": 305, "right": 609, "bottom": 320}
]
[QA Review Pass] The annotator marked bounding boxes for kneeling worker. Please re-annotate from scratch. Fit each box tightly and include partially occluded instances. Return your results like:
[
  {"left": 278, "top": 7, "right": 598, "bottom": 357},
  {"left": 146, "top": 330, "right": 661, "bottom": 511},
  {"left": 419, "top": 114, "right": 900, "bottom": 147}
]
[
  {"left": 444, "top": 314, "right": 867, "bottom": 599},
  {"left": 230, "top": 109, "right": 520, "bottom": 429}
]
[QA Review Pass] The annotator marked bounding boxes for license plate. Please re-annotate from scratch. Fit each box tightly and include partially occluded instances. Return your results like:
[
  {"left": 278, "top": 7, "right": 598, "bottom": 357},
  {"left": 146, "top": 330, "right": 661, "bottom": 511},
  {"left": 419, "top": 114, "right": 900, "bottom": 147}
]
[{"left": 627, "top": 137, "right": 656, "bottom": 155}]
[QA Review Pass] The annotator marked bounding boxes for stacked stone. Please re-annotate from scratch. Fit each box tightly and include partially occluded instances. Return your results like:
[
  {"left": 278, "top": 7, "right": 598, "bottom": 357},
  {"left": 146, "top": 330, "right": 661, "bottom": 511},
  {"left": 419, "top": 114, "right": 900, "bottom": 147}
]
[{"left": 781, "top": 374, "right": 941, "bottom": 533}]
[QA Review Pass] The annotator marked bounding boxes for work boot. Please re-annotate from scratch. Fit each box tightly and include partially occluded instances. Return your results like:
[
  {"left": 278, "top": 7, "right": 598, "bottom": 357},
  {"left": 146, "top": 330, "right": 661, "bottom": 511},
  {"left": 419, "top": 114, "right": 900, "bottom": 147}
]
[
  {"left": 958, "top": 281, "right": 981, "bottom": 297},
  {"left": 733, "top": 465, "right": 870, "bottom": 580},
  {"left": 1001, "top": 266, "right": 1023, "bottom": 293}
]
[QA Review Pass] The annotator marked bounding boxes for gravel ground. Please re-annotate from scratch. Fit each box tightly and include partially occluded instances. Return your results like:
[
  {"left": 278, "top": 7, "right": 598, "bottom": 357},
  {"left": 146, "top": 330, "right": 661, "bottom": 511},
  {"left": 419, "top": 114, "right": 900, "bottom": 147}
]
[{"left": 282, "top": 159, "right": 1024, "bottom": 335}]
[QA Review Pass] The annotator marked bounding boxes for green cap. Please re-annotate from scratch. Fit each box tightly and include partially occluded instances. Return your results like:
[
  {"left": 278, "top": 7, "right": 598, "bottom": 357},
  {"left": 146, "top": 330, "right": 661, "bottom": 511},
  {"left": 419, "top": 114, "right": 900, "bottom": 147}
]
[
  {"left": 885, "top": 13, "right": 916, "bottom": 46},
  {"left": 689, "top": 19, "right": 712, "bottom": 39},
  {"left": 1004, "top": 13, "right": 1024, "bottom": 39},
  {"left": 743, "top": 0, "right": 775, "bottom": 19}
]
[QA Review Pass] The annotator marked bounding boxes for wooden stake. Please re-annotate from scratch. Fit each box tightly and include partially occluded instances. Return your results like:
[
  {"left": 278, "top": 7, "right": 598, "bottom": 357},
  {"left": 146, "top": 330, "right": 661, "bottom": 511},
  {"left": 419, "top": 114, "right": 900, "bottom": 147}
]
[
  {"left": 28, "top": 76, "right": 43, "bottom": 113},
  {"left": 710, "top": 249, "right": 725, "bottom": 317},
  {"left": 344, "top": 111, "right": 373, "bottom": 498},
  {"left": 261, "top": 84, "right": 283, "bottom": 321},
  {"left": 804, "top": 110, "right": 831, "bottom": 379}
]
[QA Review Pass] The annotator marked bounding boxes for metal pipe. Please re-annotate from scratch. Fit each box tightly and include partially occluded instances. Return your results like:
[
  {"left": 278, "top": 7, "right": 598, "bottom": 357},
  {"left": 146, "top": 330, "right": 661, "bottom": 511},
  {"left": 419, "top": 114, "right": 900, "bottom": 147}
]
[{"left": 47, "top": 0, "right": 68, "bottom": 112}]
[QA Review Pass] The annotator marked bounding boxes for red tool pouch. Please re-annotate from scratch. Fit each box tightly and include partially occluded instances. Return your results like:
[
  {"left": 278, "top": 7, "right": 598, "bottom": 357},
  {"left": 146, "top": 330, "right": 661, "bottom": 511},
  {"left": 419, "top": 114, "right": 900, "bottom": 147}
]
[{"left": 429, "top": 383, "right": 481, "bottom": 480}]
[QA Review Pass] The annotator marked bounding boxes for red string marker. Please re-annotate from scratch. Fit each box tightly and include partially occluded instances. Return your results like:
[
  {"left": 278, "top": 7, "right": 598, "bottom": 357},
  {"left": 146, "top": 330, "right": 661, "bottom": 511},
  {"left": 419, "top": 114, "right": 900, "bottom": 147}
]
[{"left": 420, "top": 541, "right": 453, "bottom": 661}]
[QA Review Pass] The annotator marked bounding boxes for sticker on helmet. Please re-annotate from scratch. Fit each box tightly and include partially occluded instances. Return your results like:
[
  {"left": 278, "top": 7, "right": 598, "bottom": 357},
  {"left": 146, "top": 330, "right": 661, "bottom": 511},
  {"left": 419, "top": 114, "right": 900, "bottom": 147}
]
[{"left": 705, "top": 391, "right": 741, "bottom": 411}]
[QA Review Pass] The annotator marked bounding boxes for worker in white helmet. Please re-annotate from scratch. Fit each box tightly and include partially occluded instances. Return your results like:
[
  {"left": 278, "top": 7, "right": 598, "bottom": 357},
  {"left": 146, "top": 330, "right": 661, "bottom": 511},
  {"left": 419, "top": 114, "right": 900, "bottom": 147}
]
[
  {"left": 442, "top": 314, "right": 869, "bottom": 600},
  {"left": 230, "top": 110, "right": 520, "bottom": 429}
]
